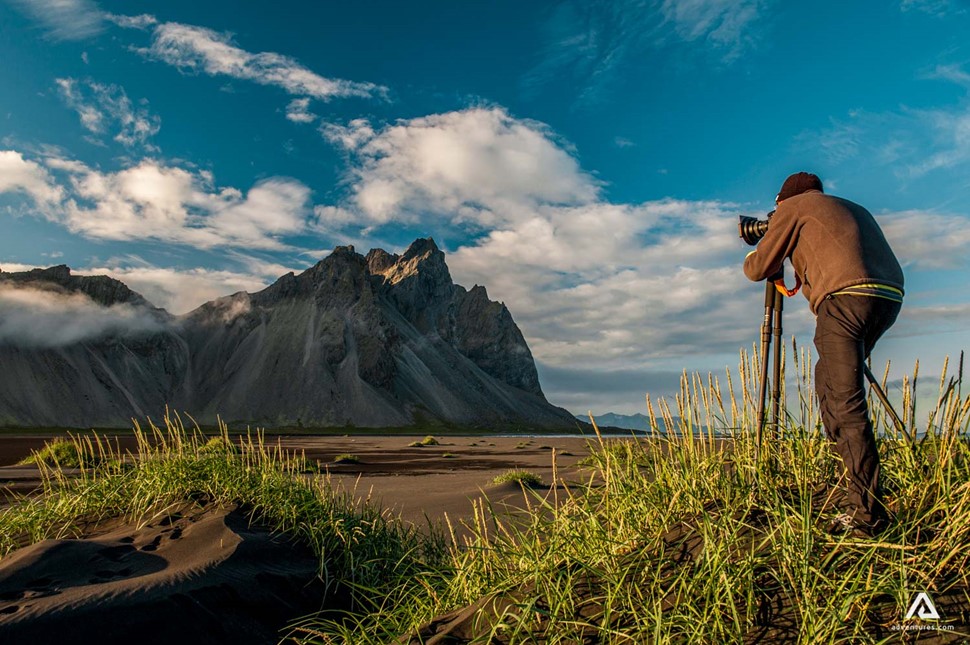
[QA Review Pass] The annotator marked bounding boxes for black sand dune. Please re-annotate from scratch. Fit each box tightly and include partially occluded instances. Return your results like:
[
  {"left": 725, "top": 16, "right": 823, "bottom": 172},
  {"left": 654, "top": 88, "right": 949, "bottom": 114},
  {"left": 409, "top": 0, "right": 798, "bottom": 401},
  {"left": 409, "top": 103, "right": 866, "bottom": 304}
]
[{"left": 0, "top": 503, "right": 333, "bottom": 644}]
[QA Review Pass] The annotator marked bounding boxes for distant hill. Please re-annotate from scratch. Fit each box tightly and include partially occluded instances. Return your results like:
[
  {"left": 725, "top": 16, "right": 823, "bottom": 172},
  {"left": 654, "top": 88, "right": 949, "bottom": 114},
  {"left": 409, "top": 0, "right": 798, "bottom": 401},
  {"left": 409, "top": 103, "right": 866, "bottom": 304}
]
[
  {"left": 0, "top": 239, "right": 576, "bottom": 429},
  {"left": 577, "top": 412, "right": 695, "bottom": 433},
  {"left": 577, "top": 412, "right": 653, "bottom": 431}
]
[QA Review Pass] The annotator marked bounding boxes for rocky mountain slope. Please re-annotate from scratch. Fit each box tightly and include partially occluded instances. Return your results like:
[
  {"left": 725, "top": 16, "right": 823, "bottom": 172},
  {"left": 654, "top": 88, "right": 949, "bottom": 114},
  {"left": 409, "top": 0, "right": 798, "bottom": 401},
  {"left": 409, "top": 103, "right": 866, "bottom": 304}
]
[
  {"left": 0, "top": 240, "right": 575, "bottom": 429},
  {"left": 0, "top": 266, "right": 190, "bottom": 427}
]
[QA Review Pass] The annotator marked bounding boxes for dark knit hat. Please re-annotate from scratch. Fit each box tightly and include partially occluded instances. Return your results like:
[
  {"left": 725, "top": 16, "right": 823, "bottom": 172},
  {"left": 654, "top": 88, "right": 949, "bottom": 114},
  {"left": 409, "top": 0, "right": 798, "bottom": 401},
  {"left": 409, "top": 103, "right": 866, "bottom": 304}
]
[{"left": 777, "top": 172, "right": 823, "bottom": 202}]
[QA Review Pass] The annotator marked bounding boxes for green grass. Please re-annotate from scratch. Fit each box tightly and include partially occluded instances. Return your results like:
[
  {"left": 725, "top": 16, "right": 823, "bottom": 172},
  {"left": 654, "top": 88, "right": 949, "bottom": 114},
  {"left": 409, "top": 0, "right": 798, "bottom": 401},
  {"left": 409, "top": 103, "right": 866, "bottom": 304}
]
[
  {"left": 332, "top": 453, "right": 360, "bottom": 464},
  {"left": 6, "top": 349, "right": 970, "bottom": 643},
  {"left": 291, "top": 349, "right": 970, "bottom": 643},
  {"left": 17, "top": 436, "right": 113, "bottom": 469},
  {"left": 0, "top": 416, "right": 446, "bottom": 636},
  {"left": 408, "top": 435, "right": 440, "bottom": 447},
  {"left": 492, "top": 469, "right": 544, "bottom": 488},
  {"left": 199, "top": 435, "right": 241, "bottom": 454}
]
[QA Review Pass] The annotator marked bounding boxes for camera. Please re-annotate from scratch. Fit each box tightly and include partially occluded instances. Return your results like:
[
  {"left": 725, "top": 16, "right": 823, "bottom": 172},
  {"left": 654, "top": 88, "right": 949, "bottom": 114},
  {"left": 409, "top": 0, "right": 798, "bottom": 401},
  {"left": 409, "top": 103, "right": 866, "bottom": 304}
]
[{"left": 738, "top": 211, "right": 774, "bottom": 246}]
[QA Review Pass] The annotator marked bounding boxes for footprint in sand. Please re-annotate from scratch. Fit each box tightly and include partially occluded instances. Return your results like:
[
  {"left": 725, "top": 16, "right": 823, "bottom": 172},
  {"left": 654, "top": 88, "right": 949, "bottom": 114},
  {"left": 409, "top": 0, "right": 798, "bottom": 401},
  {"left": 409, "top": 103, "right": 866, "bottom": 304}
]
[
  {"left": 139, "top": 535, "right": 163, "bottom": 552},
  {"left": 141, "top": 526, "right": 184, "bottom": 552},
  {"left": 91, "top": 544, "right": 135, "bottom": 563},
  {"left": 88, "top": 567, "right": 133, "bottom": 584}
]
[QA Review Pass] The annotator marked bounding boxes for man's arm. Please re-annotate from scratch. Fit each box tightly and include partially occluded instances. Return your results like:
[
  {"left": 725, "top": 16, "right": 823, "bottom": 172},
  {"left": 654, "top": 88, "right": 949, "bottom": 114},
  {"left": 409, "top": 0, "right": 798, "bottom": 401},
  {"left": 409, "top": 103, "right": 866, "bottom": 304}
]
[{"left": 743, "top": 205, "right": 798, "bottom": 282}]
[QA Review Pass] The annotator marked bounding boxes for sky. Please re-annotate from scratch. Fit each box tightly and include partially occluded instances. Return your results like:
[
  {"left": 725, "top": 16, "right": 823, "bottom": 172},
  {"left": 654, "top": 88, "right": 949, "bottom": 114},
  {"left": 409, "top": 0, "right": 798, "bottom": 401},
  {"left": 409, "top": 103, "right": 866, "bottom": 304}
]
[{"left": 2, "top": 0, "right": 970, "bottom": 417}]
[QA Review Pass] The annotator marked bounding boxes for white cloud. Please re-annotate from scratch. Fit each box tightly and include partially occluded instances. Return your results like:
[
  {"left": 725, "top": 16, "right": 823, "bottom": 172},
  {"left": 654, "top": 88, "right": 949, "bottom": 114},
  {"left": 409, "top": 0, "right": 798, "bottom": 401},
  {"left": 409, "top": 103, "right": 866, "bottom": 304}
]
[
  {"left": 204, "top": 178, "right": 311, "bottom": 242},
  {"left": 138, "top": 21, "right": 388, "bottom": 102},
  {"left": 56, "top": 78, "right": 161, "bottom": 149},
  {"left": 312, "top": 205, "right": 360, "bottom": 230},
  {"left": 0, "top": 151, "right": 313, "bottom": 251},
  {"left": 225, "top": 252, "right": 300, "bottom": 282},
  {"left": 0, "top": 262, "right": 40, "bottom": 274},
  {"left": 877, "top": 210, "right": 970, "bottom": 269},
  {"left": 899, "top": 302, "right": 970, "bottom": 324},
  {"left": 0, "top": 283, "right": 166, "bottom": 348},
  {"left": 330, "top": 108, "right": 600, "bottom": 226},
  {"left": 9, "top": 0, "right": 104, "bottom": 41},
  {"left": 81, "top": 264, "right": 270, "bottom": 314},
  {"left": 0, "top": 150, "right": 64, "bottom": 206},
  {"left": 59, "top": 160, "right": 311, "bottom": 249},
  {"left": 1, "top": 259, "right": 285, "bottom": 316},
  {"left": 285, "top": 98, "right": 317, "bottom": 123},
  {"left": 103, "top": 12, "right": 157, "bottom": 30},
  {"left": 321, "top": 118, "right": 376, "bottom": 149}
]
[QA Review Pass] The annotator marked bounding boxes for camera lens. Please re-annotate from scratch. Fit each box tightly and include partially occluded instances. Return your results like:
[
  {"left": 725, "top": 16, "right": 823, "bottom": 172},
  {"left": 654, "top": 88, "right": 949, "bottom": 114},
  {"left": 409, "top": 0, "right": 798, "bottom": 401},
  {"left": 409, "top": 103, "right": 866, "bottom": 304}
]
[{"left": 738, "top": 215, "right": 770, "bottom": 246}]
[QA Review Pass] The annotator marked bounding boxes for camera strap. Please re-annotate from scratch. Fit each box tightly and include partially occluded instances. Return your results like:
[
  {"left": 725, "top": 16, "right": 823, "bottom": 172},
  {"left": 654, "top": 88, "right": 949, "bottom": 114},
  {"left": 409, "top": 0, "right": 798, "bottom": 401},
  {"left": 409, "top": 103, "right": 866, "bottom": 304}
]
[{"left": 772, "top": 274, "right": 801, "bottom": 297}]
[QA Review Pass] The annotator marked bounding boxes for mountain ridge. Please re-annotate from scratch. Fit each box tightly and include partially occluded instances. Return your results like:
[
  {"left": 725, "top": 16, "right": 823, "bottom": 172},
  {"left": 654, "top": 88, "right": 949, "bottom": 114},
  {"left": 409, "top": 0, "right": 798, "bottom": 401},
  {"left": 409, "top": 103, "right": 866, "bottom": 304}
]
[{"left": 0, "top": 239, "right": 575, "bottom": 430}]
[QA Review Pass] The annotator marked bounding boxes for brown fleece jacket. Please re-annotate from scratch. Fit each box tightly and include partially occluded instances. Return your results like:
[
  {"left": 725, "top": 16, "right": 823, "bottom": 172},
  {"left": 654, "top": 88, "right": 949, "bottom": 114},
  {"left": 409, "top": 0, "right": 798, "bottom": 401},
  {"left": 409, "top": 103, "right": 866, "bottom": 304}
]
[{"left": 743, "top": 190, "right": 904, "bottom": 313}]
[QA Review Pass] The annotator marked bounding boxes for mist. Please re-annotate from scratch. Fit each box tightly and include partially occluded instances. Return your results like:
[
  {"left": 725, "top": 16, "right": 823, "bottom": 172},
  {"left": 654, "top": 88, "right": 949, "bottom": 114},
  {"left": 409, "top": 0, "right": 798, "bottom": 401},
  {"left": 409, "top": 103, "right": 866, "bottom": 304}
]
[{"left": 0, "top": 284, "right": 168, "bottom": 348}]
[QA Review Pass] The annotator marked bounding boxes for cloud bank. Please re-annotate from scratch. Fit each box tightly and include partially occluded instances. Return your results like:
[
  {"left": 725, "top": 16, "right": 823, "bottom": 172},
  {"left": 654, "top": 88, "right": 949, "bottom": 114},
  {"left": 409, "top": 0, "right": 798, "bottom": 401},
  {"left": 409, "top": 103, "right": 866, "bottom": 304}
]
[
  {"left": 0, "top": 284, "right": 166, "bottom": 348},
  {"left": 2, "top": 151, "right": 312, "bottom": 251},
  {"left": 83, "top": 264, "right": 276, "bottom": 315}
]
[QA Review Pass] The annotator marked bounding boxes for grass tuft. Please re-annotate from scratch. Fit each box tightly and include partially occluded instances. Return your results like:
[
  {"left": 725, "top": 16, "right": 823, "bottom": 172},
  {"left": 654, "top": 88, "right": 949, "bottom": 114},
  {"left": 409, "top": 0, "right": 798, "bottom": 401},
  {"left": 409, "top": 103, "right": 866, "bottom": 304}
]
[
  {"left": 493, "top": 469, "right": 544, "bottom": 488},
  {"left": 18, "top": 436, "right": 111, "bottom": 469}
]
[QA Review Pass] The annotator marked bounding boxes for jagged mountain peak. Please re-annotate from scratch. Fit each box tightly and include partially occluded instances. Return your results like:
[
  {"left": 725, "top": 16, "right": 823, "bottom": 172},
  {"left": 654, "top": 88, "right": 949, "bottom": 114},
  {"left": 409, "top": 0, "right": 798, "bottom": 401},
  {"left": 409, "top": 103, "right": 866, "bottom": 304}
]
[
  {"left": 0, "top": 264, "right": 152, "bottom": 309},
  {"left": 365, "top": 248, "right": 399, "bottom": 276},
  {"left": 374, "top": 237, "right": 450, "bottom": 286},
  {"left": 401, "top": 236, "right": 439, "bottom": 259}
]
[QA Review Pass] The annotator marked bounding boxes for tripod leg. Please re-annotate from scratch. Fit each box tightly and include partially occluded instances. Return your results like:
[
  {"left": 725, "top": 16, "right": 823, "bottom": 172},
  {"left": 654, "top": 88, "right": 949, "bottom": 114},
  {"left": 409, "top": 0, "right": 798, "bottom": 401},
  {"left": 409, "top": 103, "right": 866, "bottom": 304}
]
[
  {"left": 862, "top": 364, "right": 913, "bottom": 444},
  {"left": 771, "top": 288, "right": 784, "bottom": 437},
  {"left": 756, "top": 282, "right": 775, "bottom": 468}
]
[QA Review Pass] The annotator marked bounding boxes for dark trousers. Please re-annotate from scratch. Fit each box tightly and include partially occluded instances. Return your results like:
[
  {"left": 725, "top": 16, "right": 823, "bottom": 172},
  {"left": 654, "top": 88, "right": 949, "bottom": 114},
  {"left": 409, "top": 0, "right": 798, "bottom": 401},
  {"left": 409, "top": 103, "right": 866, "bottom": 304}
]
[{"left": 814, "top": 294, "right": 902, "bottom": 525}]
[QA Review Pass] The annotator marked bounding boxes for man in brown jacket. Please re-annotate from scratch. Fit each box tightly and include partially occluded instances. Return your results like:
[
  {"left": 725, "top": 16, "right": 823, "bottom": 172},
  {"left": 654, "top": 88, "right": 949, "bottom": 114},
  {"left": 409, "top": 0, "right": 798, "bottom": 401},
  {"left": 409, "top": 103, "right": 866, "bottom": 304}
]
[{"left": 743, "top": 172, "right": 904, "bottom": 537}]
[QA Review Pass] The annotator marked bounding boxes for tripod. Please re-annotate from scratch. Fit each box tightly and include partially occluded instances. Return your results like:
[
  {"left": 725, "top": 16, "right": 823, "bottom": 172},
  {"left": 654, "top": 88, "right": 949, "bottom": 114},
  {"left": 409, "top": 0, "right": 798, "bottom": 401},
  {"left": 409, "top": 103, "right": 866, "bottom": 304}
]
[{"left": 754, "top": 279, "right": 912, "bottom": 470}]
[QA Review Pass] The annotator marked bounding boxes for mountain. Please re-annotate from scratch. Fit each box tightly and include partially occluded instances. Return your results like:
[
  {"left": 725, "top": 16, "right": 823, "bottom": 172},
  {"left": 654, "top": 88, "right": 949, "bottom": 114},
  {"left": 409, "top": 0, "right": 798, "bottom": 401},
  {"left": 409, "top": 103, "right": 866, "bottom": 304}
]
[
  {"left": 577, "top": 412, "right": 684, "bottom": 432},
  {"left": 577, "top": 412, "right": 653, "bottom": 431},
  {"left": 0, "top": 266, "right": 190, "bottom": 428},
  {"left": 0, "top": 240, "right": 576, "bottom": 429}
]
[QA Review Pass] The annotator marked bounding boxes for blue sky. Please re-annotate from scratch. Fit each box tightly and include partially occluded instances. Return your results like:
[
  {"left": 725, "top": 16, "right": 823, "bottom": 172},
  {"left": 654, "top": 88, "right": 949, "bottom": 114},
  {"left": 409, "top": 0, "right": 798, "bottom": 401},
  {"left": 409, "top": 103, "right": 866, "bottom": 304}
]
[{"left": 2, "top": 0, "right": 970, "bottom": 416}]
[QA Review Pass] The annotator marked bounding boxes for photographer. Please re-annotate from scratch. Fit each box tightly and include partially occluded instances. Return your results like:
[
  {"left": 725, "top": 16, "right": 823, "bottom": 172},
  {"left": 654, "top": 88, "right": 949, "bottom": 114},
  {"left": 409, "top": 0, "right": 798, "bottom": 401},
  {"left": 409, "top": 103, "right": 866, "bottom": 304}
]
[{"left": 742, "top": 172, "right": 905, "bottom": 537}]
